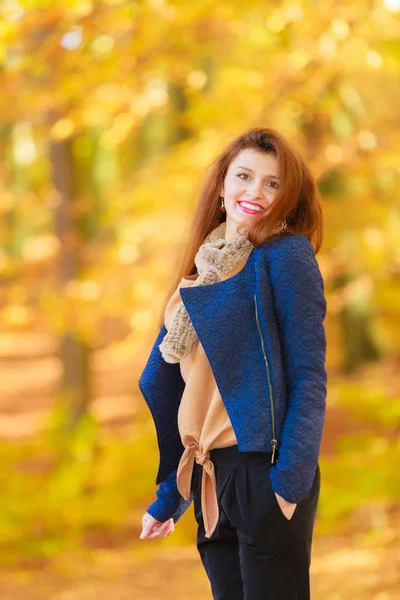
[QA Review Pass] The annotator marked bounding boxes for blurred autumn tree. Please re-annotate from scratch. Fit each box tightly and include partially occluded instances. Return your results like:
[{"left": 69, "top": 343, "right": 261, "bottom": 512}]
[{"left": 0, "top": 0, "right": 399, "bottom": 567}]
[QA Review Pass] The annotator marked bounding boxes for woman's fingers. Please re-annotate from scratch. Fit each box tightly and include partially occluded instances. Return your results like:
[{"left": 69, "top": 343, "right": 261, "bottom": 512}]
[
  {"left": 140, "top": 515, "right": 174, "bottom": 539},
  {"left": 164, "top": 519, "right": 175, "bottom": 536},
  {"left": 274, "top": 492, "right": 297, "bottom": 520},
  {"left": 140, "top": 513, "right": 157, "bottom": 538},
  {"left": 151, "top": 518, "right": 174, "bottom": 538},
  {"left": 140, "top": 512, "right": 164, "bottom": 538},
  {"left": 145, "top": 522, "right": 173, "bottom": 539}
]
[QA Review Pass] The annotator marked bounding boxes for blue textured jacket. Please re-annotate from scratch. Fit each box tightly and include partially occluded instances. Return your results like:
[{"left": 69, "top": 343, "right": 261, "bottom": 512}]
[{"left": 138, "top": 233, "right": 327, "bottom": 523}]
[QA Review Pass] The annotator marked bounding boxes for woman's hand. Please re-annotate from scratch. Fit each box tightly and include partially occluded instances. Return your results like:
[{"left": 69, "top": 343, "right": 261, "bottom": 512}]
[
  {"left": 274, "top": 492, "right": 297, "bottom": 520},
  {"left": 140, "top": 512, "right": 175, "bottom": 539}
]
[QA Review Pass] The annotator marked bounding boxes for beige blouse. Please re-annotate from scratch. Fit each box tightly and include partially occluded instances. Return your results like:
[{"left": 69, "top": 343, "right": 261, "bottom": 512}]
[{"left": 163, "top": 257, "right": 249, "bottom": 538}]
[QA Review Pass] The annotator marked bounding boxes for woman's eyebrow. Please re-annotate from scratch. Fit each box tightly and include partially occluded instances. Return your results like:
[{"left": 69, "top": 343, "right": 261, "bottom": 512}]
[{"left": 235, "top": 166, "right": 280, "bottom": 180}]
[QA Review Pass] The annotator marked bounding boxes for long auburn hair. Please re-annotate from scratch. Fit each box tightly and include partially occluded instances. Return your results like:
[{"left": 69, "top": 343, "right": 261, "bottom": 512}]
[{"left": 157, "top": 126, "right": 323, "bottom": 329}]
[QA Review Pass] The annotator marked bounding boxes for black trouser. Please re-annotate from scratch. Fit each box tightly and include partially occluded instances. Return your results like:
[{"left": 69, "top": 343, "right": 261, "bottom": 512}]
[{"left": 191, "top": 444, "right": 321, "bottom": 600}]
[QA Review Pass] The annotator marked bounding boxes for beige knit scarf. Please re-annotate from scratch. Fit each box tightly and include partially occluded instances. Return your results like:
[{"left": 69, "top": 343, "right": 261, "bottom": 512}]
[{"left": 159, "top": 221, "right": 254, "bottom": 364}]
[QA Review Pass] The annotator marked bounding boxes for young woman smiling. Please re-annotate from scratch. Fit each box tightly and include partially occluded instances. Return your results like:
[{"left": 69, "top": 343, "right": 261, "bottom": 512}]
[{"left": 138, "top": 127, "right": 327, "bottom": 600}]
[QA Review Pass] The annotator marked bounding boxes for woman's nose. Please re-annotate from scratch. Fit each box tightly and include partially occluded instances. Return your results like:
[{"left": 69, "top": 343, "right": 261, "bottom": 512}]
[{"left": 246, "top": 181, "right": 263, "bottom": 198}]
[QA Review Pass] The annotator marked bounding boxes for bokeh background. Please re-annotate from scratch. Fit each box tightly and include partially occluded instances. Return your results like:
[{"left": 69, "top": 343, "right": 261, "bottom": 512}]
[{"left": 1, "top": 0, "right": 399, "bottom": 598}]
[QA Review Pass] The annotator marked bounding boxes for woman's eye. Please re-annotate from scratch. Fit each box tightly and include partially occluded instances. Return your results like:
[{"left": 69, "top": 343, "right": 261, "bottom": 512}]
[
  {"left": 236, "top": 173, "right": 279, "bottom": 189},
  {"left": 268, "top": 181, "right": 279, "bottom": 189}
]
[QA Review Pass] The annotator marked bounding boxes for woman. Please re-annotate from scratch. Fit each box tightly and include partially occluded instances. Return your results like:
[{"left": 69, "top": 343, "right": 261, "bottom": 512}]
[{"left": 138, "top": 127, "right": 327, "bottom": 600}]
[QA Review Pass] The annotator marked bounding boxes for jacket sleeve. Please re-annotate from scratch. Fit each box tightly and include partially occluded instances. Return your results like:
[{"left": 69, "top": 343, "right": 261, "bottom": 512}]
[
  {"left": 146, "top": 469, "right": 193, "bottom": 523},
  {"left": 138, "top": 323, "right": 187, "bottom": 485},
  {"left": 267, "top": 235, "right": 327, "bottom": 504}
]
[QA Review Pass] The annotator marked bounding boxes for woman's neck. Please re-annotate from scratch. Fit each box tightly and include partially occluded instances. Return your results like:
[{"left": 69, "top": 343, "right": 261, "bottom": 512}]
[{"left": 224, "top": 219, "right": 248, "bottom": 241}]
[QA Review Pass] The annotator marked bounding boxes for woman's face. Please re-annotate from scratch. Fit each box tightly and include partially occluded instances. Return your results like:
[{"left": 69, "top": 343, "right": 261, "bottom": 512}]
[{"left": 220, "top": 148, "right": 280, "bottom": 237}]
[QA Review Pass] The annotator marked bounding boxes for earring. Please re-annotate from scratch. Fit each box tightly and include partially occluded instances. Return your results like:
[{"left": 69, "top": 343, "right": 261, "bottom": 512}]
[
  {"left": 220, "top": 197, "right": 226, "bottom": 213},
  {"left": 280, "top": 219, "right": 287, "bottom": 232}
]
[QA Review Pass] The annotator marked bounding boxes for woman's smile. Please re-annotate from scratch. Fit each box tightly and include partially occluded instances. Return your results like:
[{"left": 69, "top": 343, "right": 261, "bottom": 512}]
[{"left": 237, "top": 200, "right": 264, "bottom": 214}]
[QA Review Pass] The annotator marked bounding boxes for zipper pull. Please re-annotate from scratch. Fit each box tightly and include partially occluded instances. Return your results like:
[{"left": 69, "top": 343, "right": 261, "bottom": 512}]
[{"left": 271, "top": 439, "right": 278, "bottom": 464}]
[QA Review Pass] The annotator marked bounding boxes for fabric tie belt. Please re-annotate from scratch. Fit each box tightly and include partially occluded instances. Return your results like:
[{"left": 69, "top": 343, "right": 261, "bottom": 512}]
[{"left": 176, "top": 441, "right": 219, "bottom": 539}]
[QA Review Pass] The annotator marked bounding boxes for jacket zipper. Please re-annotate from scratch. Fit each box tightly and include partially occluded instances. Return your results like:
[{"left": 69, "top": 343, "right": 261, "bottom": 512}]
[{"left": 254, "top": 291, "right": 278, "bottom": 464}]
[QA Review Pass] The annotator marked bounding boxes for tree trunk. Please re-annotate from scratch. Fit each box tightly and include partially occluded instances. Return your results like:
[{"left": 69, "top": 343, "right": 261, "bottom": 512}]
[{"left": 50, "top": 135, "right": 91, "bottom": 428}]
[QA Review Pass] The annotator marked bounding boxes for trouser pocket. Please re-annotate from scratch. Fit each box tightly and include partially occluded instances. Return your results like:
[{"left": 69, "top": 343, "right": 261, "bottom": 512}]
[{"left": 220, "top": 452, "right": 293, "bottom": 550}]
